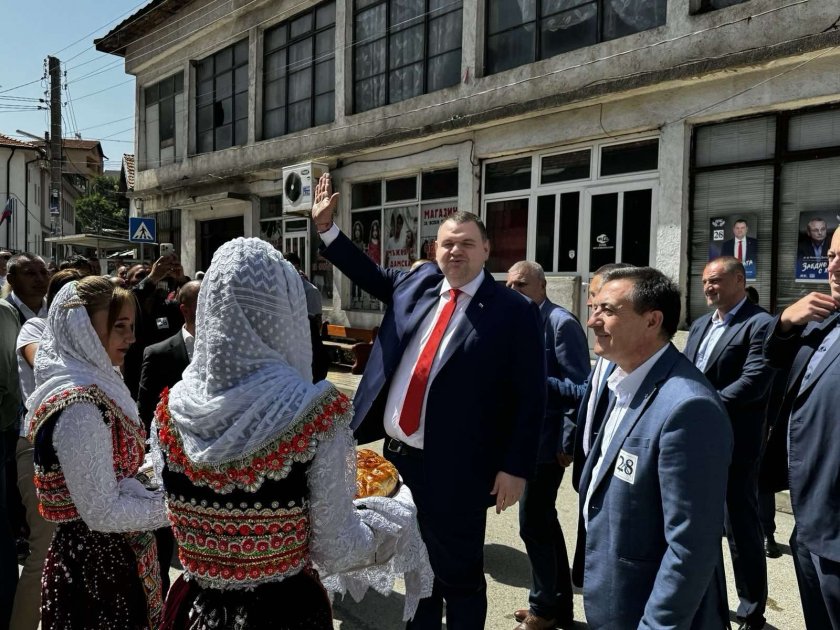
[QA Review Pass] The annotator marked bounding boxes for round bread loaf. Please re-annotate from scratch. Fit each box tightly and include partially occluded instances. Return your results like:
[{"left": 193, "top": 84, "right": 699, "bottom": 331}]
[{"left": 355, "top": 448, "right": 399, "bottom": 498}]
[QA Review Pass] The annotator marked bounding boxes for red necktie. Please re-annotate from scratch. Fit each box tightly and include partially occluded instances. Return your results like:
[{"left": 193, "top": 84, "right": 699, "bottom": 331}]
[
  {"left": 736, "top": 240, "right": 743, "bottom": 261},
  {"left": 399, "top": 289, "right": 461, "bottom": 436}
]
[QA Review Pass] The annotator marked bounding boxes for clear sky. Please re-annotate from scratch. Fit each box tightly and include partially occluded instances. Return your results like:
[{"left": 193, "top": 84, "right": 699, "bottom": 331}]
[{"left": 0, "top": 0, "right": 149, "bottom": 172}]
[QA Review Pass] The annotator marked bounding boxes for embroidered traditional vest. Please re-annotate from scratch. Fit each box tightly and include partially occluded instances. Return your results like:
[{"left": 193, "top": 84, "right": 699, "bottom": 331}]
[
  {"left": 156, "top": 386, "right": 352, "bottom": 590},
  {"left": 28, "top": 385, "right": 163, "bottom": 629}
]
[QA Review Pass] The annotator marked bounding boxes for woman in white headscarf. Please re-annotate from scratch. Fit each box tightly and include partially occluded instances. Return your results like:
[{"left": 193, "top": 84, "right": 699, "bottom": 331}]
[
  {"left": 25, "top": 276, "right": 169, "bottom": 630},
  {"left": 154, "top": 238, "right": 430, "bottom": 629}
]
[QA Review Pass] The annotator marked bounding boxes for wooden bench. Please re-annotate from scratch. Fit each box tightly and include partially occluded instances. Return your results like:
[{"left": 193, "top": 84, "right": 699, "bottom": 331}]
[{"left": 322, "top": 324, "right": 378, "bottom": 374}]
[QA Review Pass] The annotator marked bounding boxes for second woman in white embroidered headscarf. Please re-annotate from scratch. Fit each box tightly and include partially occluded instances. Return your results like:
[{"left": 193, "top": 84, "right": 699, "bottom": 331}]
[
  {"left": 167, "top": 238, "right": 331, "bottom": 462},
  {"left": 155, "top": 238, "right": 432, "bottom": 628}
]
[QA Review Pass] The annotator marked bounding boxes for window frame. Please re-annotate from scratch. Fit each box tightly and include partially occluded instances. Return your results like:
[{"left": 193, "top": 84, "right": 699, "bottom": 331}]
[
  {"left": 262, "top": 1, "right": 336, "bottom": 140},
  {"left": 194, "top": 39, "right": 250, "bottom": 154},
  {"left": 351, "top": 0, "right": 463, "bottom": 114},
  {"left": 484, "top": 0, "right": 667, "bottom": 75}
]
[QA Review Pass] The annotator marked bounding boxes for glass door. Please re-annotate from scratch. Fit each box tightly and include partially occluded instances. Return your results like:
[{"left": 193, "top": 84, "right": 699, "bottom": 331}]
[
  {"left": 580, "top": 184, "right": 657, "bottom": 344},
  {"left": 282, "top": 218, "right": 310, "bottom": 269}
]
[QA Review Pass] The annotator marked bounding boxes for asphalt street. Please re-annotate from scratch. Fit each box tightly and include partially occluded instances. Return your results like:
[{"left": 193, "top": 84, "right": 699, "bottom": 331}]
[{"left": 332, "top": 440, "right": 805, "bottom": 629}]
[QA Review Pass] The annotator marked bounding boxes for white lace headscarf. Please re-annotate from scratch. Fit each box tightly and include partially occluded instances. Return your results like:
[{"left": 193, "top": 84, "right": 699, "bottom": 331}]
[
  {"left": 167, "top": 237, "right": 330, "bottom": 463},
  {"left": 26, "top": 281, "right": 141, "bottom": 429}
]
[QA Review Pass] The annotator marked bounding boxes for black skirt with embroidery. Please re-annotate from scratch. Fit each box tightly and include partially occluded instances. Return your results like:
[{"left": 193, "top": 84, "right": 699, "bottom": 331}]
[
  {"left": 41, "top": 520, "right": 150, "bottom": 630},
  {"left": 161, "top": 569, "right": 333, "bottom": 630}
]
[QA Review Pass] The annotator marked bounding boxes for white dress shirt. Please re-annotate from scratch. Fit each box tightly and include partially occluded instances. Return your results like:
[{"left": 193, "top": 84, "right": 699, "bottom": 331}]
[
  {"left": 733, "top": 238, "right": 747, "bottom": 262},
  {"left": 320, "top": 223, "right": 483, "bottom": 448},
  {"left": 181, "top": 326, "right": 195, "bottom": 361},
  {"left": 583, "top": 343, "right": 669, "bottom": 529}
]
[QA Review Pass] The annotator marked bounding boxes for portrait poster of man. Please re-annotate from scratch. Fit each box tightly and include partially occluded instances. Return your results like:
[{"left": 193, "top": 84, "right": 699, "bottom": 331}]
[
  {"left": 383, "top": 206, "right": 418, "bottom": 269},
  {"left": 795, "top": 211, "right": 837, "bottom": 282},
  {"left": 419, "top": 202, "right": 458, "bottom": 260},
  {"left": 709, "top": 214, "right": 758, "bottom": 280},
  {"left": 349, "top": 209, "right": 382, "bottom": 310}
]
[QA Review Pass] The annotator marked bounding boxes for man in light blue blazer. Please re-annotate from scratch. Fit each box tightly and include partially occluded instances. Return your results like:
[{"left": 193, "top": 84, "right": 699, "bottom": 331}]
[
  {"left": 506, "top": 261, "right": 589, "bottom": 630},
  {"left": 580, "top": 266, "right": 732, "bottom": 629}
]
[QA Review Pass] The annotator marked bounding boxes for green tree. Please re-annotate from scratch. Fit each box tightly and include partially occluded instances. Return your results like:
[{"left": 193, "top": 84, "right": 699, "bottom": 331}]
[{"left": 74, "top": 175, "right": 126, "bottom": 233}]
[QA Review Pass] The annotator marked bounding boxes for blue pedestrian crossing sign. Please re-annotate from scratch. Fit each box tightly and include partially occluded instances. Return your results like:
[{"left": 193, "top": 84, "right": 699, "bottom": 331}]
[{"left": 129, "top": 217, "right": 157, "bottom": 243}]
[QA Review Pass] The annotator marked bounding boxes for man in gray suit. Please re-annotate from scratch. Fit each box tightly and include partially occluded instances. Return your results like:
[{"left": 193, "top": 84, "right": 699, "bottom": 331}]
[{"left": 580, "top": 266, "right": 732, "bottom": 629}]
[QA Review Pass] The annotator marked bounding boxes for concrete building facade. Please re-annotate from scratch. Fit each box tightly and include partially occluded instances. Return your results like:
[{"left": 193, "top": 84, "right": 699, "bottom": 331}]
[{"left": 97, "top": 0, "right": 840, "bottom": 331}]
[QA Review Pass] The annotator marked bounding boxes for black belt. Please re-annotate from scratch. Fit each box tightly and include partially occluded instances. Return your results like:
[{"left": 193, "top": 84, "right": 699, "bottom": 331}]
[{"left": 385, "top": 437, "right": 423, "bottom": 458}]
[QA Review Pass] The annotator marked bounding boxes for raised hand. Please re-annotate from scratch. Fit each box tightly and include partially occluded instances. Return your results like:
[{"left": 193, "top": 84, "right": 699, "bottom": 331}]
[
  {"left": 312, "top": 173, "right": 340, "bottom": 233},
  {"left": 779, "top": 291, "right": 840, "bottom": 332}
]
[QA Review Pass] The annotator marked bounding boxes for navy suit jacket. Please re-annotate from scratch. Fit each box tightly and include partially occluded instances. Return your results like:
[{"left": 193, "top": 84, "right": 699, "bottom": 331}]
[
  {"left": 683, "top": 300, "right": 775, "bottom": 460},
  {"left": 579, "top": 344, "right": 732, "bottom": 629},
  {"left": 321, "top": 231, "right": 546, "bottom": 510},
  {"left": 764, "top": 313, "right": 840, "bottom": 562},
  {"left": 539, "top": 300, "right": 589, "bottom": 464}
]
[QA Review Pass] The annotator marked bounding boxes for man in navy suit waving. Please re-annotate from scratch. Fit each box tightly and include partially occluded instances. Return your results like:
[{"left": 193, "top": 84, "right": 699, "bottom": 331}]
[
  {"left": 684, "top": 257, "right": 774, "bottom": 630},
  {"left": 312, "top": 174, "right": 545, "bottom": 629},
  {"left": 764, "top": 226, "right": 840, "bottom": 629},
  {"left": 580, "top": 267, "right": 732, "bottom": 629}
]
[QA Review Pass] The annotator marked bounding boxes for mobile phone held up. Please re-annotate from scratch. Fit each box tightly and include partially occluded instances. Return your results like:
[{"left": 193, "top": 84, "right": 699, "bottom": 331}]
[{"left": 159, "top": 242, "right": 175, "bottom": 258}]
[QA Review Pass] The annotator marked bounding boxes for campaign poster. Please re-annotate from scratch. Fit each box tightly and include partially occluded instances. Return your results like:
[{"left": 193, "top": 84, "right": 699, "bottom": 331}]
[
  {"left": 384, "top": 206, "right": 419, "bottom": 269},
  {"left": 420, "top": 202, "right": 457, "bottom": 260},
  {"left": 709, "top": 213, "right": 758, "bottom": 280},
  {"left": 349, "top": 210, "right": 382, "bottom": 310},
  {"left": 795, "top": 210, "right": 837, "bottom": 283}
]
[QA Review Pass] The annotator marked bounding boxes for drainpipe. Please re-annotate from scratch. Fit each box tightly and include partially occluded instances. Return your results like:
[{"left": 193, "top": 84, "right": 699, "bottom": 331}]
[{"left": 5, "top": 146, "right": 16, "bottom": 250}]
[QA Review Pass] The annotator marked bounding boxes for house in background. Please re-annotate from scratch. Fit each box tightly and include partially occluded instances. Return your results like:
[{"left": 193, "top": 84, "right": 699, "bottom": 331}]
[{"left": 96, "top": 0, "right": 840, "bottom": 335}]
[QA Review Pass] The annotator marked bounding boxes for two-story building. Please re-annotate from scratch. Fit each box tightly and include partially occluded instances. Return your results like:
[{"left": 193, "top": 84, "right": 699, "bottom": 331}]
[{"left": 96, "top": 0, "right": 840, "bottom": 330}]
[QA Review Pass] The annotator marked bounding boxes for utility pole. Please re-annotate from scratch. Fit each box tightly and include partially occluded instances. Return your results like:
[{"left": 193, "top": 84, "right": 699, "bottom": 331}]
[{"left": 48, "top": 56, "right": 63, "bottom": 237}]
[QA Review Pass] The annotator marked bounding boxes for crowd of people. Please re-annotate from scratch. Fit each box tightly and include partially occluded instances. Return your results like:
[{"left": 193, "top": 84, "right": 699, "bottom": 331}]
[{"left": 0, "top": 169, "right": 837, "bottom": 630}]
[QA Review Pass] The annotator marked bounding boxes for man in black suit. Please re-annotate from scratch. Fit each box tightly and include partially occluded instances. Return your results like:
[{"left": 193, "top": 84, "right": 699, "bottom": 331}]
[
  {"left": 312, "top": 174, "right": 545, "bottom": 630},
  {"left": 137, "top": 279, "right": 200, "bottom": 596},
  {"left": 721, "top": 219, "right": 758, "bottom": 268},
  {"left": 764, "top": 226, "right": 840, "bottom": 629},
  {"left": 683, "top": 256, "right": 775, "bottom": 630},
  {"left": 138, "top": 280, "right": 201, "bottom": 431}
]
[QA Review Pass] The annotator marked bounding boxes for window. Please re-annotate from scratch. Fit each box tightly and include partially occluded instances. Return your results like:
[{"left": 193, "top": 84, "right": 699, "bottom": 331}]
[
  {"left": 348, "top": 168, "right": 459, "bottom": 309},
  {"left": 353, "top": 0, "right": 463, "bottom": 113},
  {"left": 485, "top": 0, "right": 666, "bottom": 75},
  {"left": 693, "top": 0, "right": 750, "bottom": 14},
  {"left": 195, "top": 40, "right": 249, "bottom": 153},
  {"left": 689, "top": 106, "right": 840, "bottom": 320},
  {"left": 263, "top": 2, "right": 336, "bottom": 139},
  {"left": 143, "top": 73, "right": 185, "bottom": 169}
]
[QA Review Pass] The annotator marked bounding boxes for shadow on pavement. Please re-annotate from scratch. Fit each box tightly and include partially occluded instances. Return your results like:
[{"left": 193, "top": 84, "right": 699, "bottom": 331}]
[
  {"left": 333, "top": 589, "right": 409, "bottom": 629},
  {"left": 484, "top": 542, "right": 531, "bottom": 588}
]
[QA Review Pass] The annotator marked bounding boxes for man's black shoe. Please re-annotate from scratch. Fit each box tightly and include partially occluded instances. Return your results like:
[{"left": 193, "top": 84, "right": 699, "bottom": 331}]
[{"left": 765, "top": 534, "right": 782, "bottom": 558}]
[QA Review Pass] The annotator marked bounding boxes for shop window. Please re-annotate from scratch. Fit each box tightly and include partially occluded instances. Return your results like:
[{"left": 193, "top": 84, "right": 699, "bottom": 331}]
[
  {"left": 600, "top": 139, "right": 659, "bottom": 176},
  {"left": 349, "top": 170, "right": 459, "bottom": 308},
  {"left": 689, "top": 108, "right": 840, "bottom": 321},
  {"left": 535, "top": 195, "right": 555, "bottom": 270},
  {"left": 263, "top": 2, "right": 336, "bottom": 139},
  {"left": 485, "top": 0, "right": 666, "bottom": 75},
  {"left": 421, "top": 168, "right": 458, "bottom": 199},
  {"left": 486, "top": 198, "right": 529, "bottom": 272},
  {"left": 195, "top": 40, "right": 249, "bottom": 153},
  {"left": 485, "top": 157, "right": 532, "bottom": 193},
  {"left": 353, "top": 0, "right": 463, "bottom": 113},
  {"left": 541, "top": 149, "right": 591, "bottom": 184}
]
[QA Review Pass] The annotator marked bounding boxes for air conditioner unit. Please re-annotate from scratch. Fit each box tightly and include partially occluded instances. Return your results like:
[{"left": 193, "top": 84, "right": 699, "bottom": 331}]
[{"left": 282, "top": 162, "right": 329, "bottom": 216}]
